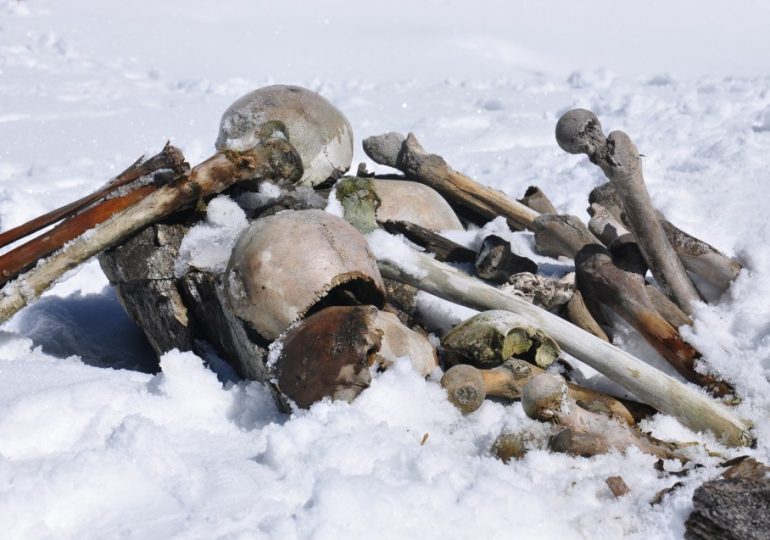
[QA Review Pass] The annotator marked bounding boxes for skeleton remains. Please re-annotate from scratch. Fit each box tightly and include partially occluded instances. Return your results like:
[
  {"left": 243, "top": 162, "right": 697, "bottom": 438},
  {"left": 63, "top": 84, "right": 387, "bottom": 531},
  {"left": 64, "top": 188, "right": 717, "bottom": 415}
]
[{"left": 0, "top": 87, "right": 755, "bottom": 465}]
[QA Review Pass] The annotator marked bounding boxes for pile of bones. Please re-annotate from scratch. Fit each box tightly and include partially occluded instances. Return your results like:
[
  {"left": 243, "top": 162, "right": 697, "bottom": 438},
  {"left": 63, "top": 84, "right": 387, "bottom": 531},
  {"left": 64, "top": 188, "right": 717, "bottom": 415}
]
[{"left": 0, "top": 86, "right": 765, "bottom": 521}]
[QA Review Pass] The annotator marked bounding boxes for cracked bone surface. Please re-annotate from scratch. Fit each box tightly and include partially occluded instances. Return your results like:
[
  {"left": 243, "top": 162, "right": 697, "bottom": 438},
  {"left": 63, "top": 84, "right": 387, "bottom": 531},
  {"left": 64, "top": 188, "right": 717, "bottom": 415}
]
[
  {"left": 442, "top": 310, "right": 561, "bottom": 369},
  {"left": 440, "top": 359, "right": 636, "bottom": 424},
  {"left": 270, "top": 305, "right": 437, "bottom": 410},
  {"left": 522, "top": 373, "right": 688, "bottom": 460},
  {"left": 216, "top": 84, "right": 354, "bottom": 187},
  {"left": 225, "top": 209, "right": 385, "bottom": 340},
  {"left": 556, "top": 109, "right": 701, "bottom": 314}
]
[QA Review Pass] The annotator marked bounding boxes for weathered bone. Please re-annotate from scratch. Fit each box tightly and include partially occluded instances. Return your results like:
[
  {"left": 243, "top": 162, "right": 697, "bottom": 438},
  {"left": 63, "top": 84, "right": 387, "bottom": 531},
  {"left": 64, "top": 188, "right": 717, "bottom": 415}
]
[
  {"left": 270, "top": 305, "right": 437, "bottom": 410},
  {"left": 518, "top": 185, "right": 557, "bottom": 214},
  {"left": 561, "top": 290, "right": 610, "bottom": 342},
  {"left": 382, "top": 220, "right": 475, "bottom": 264},
  {"left": 590, "top": 182, "right": 742, "bottom": 293},
  {"left": 475, "top": 235, "right": 538, "bottom": 284},
  {"left": 442, "top": 310, "right": 561, "bottom": 368},
  {"left": 441, "top": 359, "right": 637, "bottom": 424},
  {"left": 522, "top": 373, "right": 689, "bottom": 460},
  {"left": 0, "top": 143, "right": 187, "bottom": 251},
  {"left": 531, "top": 213, "right": 602, "bottom": 259},
  {"left": 339, "top": 175, "right": 751, "bottom": 445},
  {"left": 575, "top": 244, "right": 732, "bottom": 396},
  {"left": 372, "top": 179, "right": 463, "bottom": 231},
  {"left": 363, "top": 132, "right": 539, "bottom": 230},
  {"left": 500, "top": 272, "right": 574, "bottom": 311},
  {"left": 556, "top": 109, "right": 701, "bottom": 313},
  {"left": 0, "top": 139, "right": 302, "bottom": 324}
]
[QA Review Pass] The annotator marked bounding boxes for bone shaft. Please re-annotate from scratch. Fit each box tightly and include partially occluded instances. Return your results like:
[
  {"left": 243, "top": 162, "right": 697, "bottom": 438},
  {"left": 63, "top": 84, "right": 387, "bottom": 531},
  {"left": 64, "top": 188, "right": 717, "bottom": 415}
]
[
  {"left": 601, "top": 135, "right": 701, "bottom": 313},
  {"left": 0, "top": 142, "right": 300, "bottom": 324},
  {"left": 375, "top": 249, "right": 751, "bottom": 446}
]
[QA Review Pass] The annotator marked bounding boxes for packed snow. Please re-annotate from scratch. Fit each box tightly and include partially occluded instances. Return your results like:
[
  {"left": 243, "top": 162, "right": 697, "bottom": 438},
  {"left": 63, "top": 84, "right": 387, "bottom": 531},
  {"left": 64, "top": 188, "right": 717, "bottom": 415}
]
[{"left": 2, "top": 0, "right": 770, "bottom": 538}]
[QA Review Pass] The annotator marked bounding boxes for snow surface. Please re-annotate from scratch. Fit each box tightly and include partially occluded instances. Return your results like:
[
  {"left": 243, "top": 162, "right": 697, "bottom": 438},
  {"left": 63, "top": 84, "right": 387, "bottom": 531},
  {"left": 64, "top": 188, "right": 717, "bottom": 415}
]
[{"left": 2, "top": 0, "right": 770, "bottom": 538}]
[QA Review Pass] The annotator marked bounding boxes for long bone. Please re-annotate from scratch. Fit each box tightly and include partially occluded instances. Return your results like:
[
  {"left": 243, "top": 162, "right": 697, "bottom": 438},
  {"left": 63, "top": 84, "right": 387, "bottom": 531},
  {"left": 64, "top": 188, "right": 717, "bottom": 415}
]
[
  {"left": 0, "top": 138, "right": 302, "bottom": 324},
  {"left": 555, "top": 109, "right": 701, "bottom": 313},
  {"left": 336, "top": 178, "right": 752, "bottom": 446},
  {"left": 522, "top": 372, "right": 689, "bottom": 460},
  {"left": 440, "top": 359, "right": 638, "bottom": 424},
  {"left": 357, "top": 141, "right": 729, "bottom": 395},
  {"left": 589, "top": 182, "right": 742, "bottom": 294}
]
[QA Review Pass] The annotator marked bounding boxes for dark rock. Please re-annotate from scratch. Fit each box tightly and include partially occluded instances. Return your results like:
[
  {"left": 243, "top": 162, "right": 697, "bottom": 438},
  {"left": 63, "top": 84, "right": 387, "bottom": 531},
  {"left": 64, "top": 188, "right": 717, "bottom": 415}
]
[{"left": 685, "top": 459, "right": 770, "bottom": 540}]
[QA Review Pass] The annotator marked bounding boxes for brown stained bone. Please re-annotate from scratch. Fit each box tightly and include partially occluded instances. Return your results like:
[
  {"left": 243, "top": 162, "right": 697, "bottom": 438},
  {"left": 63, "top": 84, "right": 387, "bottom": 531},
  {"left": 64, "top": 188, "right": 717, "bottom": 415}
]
[
  {"left": 442, "top": 310, "right": 561, "bottom": 369},
  {"left": 518, "top": 185, "right": 557, "bottom": 214},
  {"left": 382, "top": 220, "right": 476, "bottom": 264},
  {"left": 560, "top": 290, "right": 610, "bottom": 342},
  {"left": 0, "top": 146, "right": 189, "bottom": 287},
  {"left": 591, "top": 182, "right": 742, "bottom": 294},
  {"left": 271, "top": 305, "right": 437, "bottom": 410},
  {"left": 363, "top": 132, "right": 539, "bottom": 230},
  {"left": 492, "top": 432, "right": 537, "bottom": 462},
  {"left": 441, "top": 359, "right": 638, "bottom": 424},
  {"left": 522, "top": 373, "right": 688, "bottom": 460},
  {"left": 575, "top": 244, "right": 732, "bottom": 397},
  {"left": 556, "top": 109, "right": 701, "bottom": 313},
  {"left": 475, "top": 235, "right": 538, "bottom": 284},
  {"left": 531, "top": 214, "right": 602, "bottom": 259},
  {"left": 0, "top": 143, "right": 188, "bottom": 250},
  {"left": 590, "top": 202, "right": 693, "bottom": 328},
  {"left": 606, "top": 476, "right": 631, "bottom": 497},
  {"left": 0, "top": 139, "right": 303, "bottom": 325}
]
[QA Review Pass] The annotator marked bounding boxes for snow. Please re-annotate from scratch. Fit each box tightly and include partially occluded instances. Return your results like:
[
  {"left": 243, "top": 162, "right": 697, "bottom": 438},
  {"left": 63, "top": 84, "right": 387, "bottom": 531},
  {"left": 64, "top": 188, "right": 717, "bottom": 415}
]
[{"left": 2, "top": 0, "right": 770, "bottom": 538}]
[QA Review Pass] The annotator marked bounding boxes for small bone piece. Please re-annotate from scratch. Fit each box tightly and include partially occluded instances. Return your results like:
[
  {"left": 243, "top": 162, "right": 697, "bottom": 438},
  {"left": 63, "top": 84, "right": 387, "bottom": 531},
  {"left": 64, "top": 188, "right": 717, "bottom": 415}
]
[
  {"left": 556, "top": 109, "right": 701, "bottom": 313},
  {"left": 501, "top": 272, "right": 575, "bottom": 311},
  {"left": 441, "top": 359, "right": 636, "bottom": 424},
  {"left": 382, "top": 220, "right": 475, "bottom": 263},
  {"left": 531, "top": 214, "right": 602, "bottom": 259},
  {"left": 518, "top": 185, "right": 557, "bottom": 215},
  {"left": 606, "top": 476, "right": 631, "bottom": 498},
  {"left": 522, "top": 373, "right": 688, "bottom": 460},
  {"left": 475, "top": 235, "right": 538, "bottom": 284},
  {"left": 442, "top": 310, "right": 561, "bottom": 368},
  {"left": 271, "top": 305, "right": 438, "bottom": 410}
]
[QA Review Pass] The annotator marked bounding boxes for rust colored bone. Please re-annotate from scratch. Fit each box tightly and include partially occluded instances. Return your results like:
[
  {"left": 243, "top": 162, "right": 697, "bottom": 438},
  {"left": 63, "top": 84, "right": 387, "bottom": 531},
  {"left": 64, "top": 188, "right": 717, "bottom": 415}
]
[
  {"left": 575, "top": 244, "right": 732, "bottom": 397},
  {"left": 0, "top": 143, "right": 186, "bottom": 250},
  {"left": 0, "top": 185, "right": 158, "bottom": 286}
]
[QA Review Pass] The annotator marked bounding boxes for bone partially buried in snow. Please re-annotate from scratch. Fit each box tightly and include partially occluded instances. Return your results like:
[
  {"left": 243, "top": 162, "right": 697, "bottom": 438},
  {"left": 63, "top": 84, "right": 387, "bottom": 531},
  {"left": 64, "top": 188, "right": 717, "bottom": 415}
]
[
  {"left": 442, "top": 309, "right": 561, "bottom": 368},
  {"left": 270, "top": 305, "right": 438, "bottom": 410}
]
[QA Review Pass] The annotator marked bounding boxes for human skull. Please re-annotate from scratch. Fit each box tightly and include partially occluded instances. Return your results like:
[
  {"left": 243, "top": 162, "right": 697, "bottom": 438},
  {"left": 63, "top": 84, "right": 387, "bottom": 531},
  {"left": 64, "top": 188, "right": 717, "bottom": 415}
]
[
  {"left": 225, "top": 209, "right": 385, "bottom": 340},
  {"left": 216, "top": 85, "right": 354, "bottom": 186}
]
